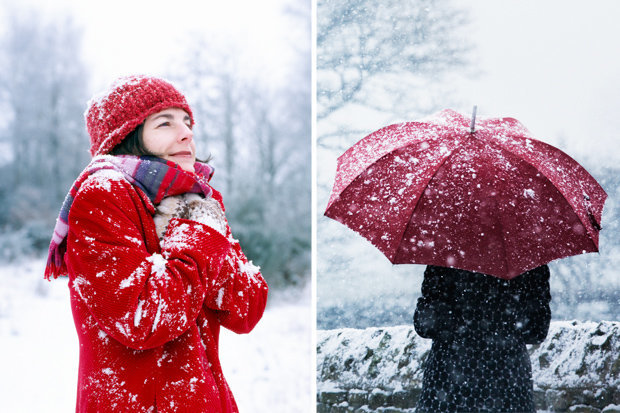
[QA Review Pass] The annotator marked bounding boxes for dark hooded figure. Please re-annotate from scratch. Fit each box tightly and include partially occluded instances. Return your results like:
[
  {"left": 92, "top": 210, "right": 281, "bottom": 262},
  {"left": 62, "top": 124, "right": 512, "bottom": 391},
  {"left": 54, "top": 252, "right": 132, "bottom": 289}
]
[{"left": 414, "top": 265, "right": 551, "bottom": 412}]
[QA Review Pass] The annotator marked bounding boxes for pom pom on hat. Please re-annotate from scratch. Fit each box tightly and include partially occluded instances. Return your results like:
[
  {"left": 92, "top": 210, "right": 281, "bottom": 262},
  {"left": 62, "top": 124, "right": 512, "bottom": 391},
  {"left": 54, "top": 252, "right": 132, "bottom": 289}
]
[{"left": 85, "top": 75, "right": 194, "bottom": 157}]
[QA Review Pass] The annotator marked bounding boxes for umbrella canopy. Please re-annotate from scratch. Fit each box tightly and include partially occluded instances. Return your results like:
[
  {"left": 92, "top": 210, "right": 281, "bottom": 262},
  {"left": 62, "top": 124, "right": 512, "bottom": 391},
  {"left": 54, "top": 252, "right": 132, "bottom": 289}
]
[{"left": 324, "top": 109, "right": 607, "bottom": 279}]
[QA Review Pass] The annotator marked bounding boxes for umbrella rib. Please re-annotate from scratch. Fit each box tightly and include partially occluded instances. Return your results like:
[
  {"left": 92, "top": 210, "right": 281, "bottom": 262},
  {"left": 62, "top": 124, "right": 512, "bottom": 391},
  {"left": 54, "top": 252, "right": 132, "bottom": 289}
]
[
  {"left": 392, "top": 142, "right": 461, "bottom": 262},
  {"left": 483, "top": 135, "right": 601, "bottom": 252},
  {"left": 329, "top": 127, "right": 435, "bottom": 210}
]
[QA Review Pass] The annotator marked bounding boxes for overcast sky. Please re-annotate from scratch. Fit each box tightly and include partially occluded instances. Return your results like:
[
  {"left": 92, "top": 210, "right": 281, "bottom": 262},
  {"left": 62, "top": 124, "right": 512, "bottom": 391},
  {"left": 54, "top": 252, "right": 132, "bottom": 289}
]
[
  {"left": 458, "top": 0, "right": 620, "bottom": 164},
  {"left": 0, "top": 0, "right": 300, "bottom": 91}
]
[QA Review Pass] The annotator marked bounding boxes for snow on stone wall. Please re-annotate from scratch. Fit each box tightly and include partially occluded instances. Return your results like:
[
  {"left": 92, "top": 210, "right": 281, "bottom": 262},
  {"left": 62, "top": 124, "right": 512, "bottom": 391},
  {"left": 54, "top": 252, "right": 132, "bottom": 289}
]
[{"left": 317, "top": 321, "right": 620, "bottom": 412}]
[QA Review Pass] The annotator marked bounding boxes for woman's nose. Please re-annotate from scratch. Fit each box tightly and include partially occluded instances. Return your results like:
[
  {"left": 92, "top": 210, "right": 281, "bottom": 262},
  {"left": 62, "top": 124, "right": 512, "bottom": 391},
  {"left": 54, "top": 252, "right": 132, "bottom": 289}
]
[{"left": 178, "top": 123, "right": 193, "bottom": 142}]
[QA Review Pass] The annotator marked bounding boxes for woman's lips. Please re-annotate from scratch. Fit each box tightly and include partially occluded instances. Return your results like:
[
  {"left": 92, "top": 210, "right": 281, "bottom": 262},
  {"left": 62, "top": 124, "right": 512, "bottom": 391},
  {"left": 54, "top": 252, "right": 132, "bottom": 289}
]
[{"left": 169, "top": 151, "right": 193, "bottom": 157}]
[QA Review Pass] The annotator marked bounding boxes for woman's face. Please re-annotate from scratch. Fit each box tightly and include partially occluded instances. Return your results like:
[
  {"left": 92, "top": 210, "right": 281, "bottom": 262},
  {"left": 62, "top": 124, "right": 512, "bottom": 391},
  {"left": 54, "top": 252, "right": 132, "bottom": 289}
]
[{"left": 142, "top": 108, "right": 196, "bottom": 173}]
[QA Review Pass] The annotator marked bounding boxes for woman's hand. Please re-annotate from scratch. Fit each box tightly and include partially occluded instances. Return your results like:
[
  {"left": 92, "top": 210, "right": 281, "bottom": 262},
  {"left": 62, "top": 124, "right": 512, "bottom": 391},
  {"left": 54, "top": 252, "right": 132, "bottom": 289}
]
[
  {"left": 154, "top": 194, "right": 228, "bottom": 240},
  {"left": 153, "top": 195, "right": 189, "bottom": 240},
  {"left": 183, "top": 194, "right": 228, "bottom": 236}
]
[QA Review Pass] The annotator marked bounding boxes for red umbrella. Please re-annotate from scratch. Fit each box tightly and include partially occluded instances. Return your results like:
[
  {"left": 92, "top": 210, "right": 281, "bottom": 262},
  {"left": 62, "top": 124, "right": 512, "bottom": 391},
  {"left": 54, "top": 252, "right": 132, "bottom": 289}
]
[{"left": 324, "top": 109, "right": 607, "bottom": 280}]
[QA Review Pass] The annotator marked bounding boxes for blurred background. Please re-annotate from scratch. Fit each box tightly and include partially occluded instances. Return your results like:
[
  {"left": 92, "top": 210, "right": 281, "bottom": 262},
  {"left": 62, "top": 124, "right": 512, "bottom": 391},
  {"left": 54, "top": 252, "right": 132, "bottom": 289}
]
[
  {"left": 0, "top": 0, "right": 311, "bottom": 411},
  {"left": 317, "top": 0, "right": 620, "bottom": 329}
]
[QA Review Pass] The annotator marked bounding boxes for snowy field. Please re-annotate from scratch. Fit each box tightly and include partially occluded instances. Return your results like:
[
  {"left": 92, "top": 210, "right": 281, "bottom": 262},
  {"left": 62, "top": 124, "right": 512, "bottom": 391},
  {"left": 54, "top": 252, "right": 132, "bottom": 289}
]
[{"left": 0, "top": 258, "right": 312, "bottom": 412}]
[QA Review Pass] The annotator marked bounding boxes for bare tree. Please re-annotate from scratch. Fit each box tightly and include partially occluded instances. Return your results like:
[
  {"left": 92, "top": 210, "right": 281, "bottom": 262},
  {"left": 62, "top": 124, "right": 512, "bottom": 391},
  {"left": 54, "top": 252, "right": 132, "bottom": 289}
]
[
  {"left": 0, "top": 7, "right": 89, "bottom": 233},
  {"left": 316, "top": 0, "right": 474, "bottom": 326},
  {"left": 317, "top": 0, "right": 472, "bottom": 119},
  {"left": 167, "top": 0, "right": 311, "bottom": 287}
]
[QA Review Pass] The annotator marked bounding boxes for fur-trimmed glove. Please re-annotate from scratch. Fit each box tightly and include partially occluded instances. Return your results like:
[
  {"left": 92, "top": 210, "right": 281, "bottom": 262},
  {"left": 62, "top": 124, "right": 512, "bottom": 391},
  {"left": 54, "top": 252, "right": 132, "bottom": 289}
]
[
  {"left": 153, "top": 195, "right": 189, "bottom": 240},
  {"left": 183, "top": 193, "right": 228, "bottom": 236}
]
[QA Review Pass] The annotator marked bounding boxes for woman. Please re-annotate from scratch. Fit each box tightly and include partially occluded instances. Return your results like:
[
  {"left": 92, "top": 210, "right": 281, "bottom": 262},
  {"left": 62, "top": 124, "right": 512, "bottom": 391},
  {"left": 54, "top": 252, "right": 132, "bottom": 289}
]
[
  {"left": 414, "top": 265, "right": 551, "bottom": 412},
  {"left": 45, "top": 75, "right": 268, "bottom": 412}
]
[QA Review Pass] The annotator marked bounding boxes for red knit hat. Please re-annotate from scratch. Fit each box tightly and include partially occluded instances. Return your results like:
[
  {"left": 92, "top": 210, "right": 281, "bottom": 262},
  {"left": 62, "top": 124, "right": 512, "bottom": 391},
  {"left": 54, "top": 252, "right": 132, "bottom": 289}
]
[{"left": 85, "top": 75, "right": 194, "bottom": 156}]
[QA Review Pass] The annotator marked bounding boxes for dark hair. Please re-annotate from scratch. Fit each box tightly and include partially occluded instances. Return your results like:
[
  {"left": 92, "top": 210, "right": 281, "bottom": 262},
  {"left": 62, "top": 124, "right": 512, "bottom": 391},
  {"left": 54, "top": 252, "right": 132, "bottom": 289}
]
[
  {"left": 109, "top": 124, "right": 153, "bottom": 157},
  {"left": 109, "top": 123, "right": 212, "bottom": 163}
]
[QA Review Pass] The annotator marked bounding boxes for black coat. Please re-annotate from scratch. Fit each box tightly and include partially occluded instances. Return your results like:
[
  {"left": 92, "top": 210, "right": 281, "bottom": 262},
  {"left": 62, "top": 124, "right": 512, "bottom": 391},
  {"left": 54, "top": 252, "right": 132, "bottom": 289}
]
[{"left": 414, "top": 265, "right": 551, "bottom": 413}]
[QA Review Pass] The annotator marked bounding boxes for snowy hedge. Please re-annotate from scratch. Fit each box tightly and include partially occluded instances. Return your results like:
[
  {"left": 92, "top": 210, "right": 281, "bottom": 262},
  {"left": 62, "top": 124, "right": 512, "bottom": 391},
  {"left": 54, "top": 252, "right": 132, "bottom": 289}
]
[{"left": 317, "top": 321, "right": 620, "bottom": 412}]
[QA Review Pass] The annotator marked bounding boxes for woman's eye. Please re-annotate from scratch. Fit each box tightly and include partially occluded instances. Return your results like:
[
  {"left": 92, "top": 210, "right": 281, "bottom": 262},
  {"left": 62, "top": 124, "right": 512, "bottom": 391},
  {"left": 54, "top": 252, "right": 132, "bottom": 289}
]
[{"left": 157, "top": 122, "right": 171, "bottom": 128}]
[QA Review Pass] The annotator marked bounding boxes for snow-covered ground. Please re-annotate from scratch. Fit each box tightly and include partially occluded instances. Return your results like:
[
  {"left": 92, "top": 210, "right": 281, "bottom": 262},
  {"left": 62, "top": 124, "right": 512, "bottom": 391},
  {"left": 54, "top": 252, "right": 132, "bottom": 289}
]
[{"left": 0, "top": 258, "right": 312, "bottom": 412}]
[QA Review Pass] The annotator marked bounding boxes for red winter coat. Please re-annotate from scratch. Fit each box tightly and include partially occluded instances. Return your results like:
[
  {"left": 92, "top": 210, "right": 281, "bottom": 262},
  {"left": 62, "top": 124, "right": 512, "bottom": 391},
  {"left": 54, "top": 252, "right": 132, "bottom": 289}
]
[{"left": 64, "top": 172, "right": 268, "bottom": 412}]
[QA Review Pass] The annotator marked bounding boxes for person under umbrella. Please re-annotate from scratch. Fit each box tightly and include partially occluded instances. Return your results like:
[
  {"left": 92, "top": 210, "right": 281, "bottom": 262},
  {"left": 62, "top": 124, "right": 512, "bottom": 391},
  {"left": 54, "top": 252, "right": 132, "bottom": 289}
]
[
  {"left": 324, "top": 109, "right": 606, "bottom": 412},
  {"left": 414, "top": 265, "right": 551, "bottom": 412}
]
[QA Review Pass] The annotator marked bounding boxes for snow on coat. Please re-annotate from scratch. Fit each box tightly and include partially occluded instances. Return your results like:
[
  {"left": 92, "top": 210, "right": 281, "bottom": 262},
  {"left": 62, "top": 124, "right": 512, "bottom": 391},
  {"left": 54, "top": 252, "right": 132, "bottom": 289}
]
[
  {"left": 414, "top": 265, "right": 550, "bottom": 412},
  {"left": 65, "top": 171, "right": 268, "bottom": 412}
]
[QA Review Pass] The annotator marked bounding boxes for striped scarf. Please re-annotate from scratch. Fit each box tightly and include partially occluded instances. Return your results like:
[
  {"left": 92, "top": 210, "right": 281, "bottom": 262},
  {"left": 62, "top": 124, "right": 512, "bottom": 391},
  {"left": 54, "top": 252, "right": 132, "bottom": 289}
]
[{"left": 45, "top": 155, "right": 214, "bottom": 280}]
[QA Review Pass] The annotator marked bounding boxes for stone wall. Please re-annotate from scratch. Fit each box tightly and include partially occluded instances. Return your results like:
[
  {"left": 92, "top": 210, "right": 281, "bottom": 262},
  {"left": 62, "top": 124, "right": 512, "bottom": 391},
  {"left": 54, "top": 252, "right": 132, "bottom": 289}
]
[{"left": 317, "top": 321, "right": 620, "bottom": 412}]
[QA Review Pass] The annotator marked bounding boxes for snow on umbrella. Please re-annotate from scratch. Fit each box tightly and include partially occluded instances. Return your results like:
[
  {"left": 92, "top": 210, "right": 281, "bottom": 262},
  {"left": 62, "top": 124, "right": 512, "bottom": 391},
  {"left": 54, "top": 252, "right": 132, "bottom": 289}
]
[{"left": 324, "top": 109, "right": 607, "bottom": 280}]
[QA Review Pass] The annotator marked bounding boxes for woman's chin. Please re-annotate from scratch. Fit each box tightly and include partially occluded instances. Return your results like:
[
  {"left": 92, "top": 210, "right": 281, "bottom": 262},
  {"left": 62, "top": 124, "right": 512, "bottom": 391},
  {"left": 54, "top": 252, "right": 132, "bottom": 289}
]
[
  {"left": 178, "top": 161, "right": 195, "bottom": 173},
  {"left": 164, "top": 156, "right": 195, "bottom": 173}
]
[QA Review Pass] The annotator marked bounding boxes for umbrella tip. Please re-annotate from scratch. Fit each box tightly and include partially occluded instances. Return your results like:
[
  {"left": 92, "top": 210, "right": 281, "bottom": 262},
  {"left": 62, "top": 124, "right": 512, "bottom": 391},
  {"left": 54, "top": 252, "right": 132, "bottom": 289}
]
[{"left": 470, "top": 105, "right": 478, "bottom": 133}]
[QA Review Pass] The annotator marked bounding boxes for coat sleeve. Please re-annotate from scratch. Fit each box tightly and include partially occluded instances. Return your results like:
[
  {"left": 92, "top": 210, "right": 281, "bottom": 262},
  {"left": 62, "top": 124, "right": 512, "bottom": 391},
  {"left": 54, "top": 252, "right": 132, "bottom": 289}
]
[
  {"left": 511, "top": 265, "right": 551, "bottom": 344},
  {"left": 66, "top": 175, "right": 231, "bottom": 350},
  {"left": 202, "top": 234, "right": 269, "bottom": 334},
  {"left": 413, "top": 266, "right": 457, "bottom": 340}
]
